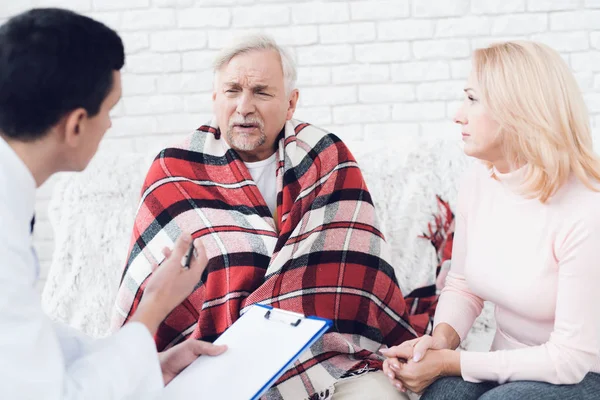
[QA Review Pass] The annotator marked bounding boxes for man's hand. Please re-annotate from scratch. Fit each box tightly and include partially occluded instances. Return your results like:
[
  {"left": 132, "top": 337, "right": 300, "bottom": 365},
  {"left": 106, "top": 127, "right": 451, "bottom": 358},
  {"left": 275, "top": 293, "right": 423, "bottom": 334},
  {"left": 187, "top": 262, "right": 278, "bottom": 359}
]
[
  {"left": 130, "top": 233, "right": 209, "bottom": 335},
  {"left": 159, "top": 339, "right": 227, "bottom": 385}
]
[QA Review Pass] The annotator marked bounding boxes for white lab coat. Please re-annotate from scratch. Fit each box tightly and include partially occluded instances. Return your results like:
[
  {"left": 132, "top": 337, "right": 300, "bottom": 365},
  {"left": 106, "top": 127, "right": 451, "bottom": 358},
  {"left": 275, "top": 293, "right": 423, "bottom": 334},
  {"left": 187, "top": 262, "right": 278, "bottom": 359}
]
[{"left": 0, "top": 136, "right": 163, "bottom": 399}]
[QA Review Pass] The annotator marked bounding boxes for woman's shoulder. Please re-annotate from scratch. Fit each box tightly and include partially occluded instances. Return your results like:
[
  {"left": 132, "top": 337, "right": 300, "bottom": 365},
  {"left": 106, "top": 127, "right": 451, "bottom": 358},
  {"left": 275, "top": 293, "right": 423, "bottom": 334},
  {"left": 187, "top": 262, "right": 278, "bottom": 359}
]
[
  {"left": 552, "top": 174, "right": 600, "bottom": 221},
  {"left": 559, "top": 174, "right": 600, "bottom": 199}
]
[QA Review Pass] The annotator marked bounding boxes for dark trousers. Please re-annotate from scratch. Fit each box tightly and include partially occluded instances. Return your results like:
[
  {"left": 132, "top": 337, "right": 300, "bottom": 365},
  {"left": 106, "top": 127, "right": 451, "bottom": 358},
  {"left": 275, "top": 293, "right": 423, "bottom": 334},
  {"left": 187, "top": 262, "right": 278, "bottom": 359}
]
[{"left": 420, "top": 373, "right": 600, "bottom": 400}]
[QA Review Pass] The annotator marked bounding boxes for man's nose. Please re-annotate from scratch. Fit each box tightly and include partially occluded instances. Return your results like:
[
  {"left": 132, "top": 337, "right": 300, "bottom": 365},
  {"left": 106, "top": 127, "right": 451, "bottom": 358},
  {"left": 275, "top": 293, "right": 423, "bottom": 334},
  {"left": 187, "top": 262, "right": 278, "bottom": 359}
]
[{"left": 236, "top": 92, "right": 256, "bottom": 116}]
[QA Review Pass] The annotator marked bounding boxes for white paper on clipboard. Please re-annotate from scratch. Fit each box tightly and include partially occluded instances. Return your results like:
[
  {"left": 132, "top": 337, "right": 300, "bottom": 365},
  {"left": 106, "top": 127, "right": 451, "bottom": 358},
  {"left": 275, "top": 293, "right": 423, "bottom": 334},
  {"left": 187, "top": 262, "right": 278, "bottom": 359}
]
[{"left": 161, "top": 304, "right": 332, "bottom": 400}]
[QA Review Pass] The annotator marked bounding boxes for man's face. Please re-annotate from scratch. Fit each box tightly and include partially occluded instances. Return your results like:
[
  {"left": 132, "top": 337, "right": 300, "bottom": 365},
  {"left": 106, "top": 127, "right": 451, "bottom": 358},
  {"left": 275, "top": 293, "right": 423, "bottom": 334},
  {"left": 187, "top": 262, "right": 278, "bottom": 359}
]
[{"left": 212, "top": 49, "right": 298, "bottom": 162}]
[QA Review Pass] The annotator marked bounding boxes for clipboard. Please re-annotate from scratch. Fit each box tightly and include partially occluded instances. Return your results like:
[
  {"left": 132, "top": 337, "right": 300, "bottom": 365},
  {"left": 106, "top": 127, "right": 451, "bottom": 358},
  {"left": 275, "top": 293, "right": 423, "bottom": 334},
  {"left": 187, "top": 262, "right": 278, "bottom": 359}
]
[{"left": 161, "top": 304, "right": 332, "bottom": 400}]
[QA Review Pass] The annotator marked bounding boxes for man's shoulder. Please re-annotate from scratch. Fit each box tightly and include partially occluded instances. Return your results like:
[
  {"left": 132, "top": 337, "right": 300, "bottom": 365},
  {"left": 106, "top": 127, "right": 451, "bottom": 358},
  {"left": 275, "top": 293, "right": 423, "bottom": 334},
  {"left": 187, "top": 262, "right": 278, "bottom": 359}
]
[
  {"left": 289, "top": 119, "right": 347, "bottom": 151},
  {"left": 286, "top": 120, "right": 358, "bottom": 172},
  {"left": 290, "top": 119, "right": 331, "bottom": 138}
]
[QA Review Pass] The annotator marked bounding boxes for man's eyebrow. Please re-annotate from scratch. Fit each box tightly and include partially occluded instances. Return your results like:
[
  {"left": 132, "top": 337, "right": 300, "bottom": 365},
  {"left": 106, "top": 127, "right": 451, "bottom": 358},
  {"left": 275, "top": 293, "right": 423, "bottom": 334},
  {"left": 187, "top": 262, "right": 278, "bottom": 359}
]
[
  {"left": 221, "top": 82, "right": 273, "bottom": 92},
  {"left": 252, "top": 84, "right": 270, "bottom": 92}
]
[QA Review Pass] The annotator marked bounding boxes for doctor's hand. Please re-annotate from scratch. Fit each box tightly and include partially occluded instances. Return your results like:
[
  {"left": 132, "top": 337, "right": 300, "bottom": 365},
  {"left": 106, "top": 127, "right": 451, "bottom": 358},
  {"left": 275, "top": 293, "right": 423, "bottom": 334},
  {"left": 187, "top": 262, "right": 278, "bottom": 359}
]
[
  {"left": 130, "top": 233, "right": 209, "bottom": 335},
  {"left": 159, "top": 338, "right": 227, "bottom": 385}
]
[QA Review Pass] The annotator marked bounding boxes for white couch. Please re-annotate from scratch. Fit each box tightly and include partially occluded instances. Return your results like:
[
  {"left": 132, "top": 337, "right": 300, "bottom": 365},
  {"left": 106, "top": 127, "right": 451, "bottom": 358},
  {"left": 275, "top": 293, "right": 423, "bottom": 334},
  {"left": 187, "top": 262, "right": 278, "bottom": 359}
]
[{"left": 41, "top": 134, "right": 495, "bottom": 351}]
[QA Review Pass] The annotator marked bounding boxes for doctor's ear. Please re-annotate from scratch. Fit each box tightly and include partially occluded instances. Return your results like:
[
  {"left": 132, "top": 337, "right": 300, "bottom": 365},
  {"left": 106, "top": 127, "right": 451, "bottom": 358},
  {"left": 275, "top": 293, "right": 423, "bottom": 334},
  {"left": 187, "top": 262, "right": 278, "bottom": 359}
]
[{"left": 62, "top": 108, "right": 88, "bottom": 147}]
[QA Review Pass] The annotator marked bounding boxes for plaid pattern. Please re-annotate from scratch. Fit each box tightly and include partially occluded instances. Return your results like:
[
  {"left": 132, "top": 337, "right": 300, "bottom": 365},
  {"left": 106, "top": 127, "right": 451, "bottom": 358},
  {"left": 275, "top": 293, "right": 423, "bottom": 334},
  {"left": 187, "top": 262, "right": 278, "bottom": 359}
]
[
  {"left": 406, "top": 195, "right": 456, "bottom": 319},
  {"left": 113, "top": 119, "right": 436, "bottom": 399},
  {"left": 421, "top": 195, "right": 455, "bottom": 270}
]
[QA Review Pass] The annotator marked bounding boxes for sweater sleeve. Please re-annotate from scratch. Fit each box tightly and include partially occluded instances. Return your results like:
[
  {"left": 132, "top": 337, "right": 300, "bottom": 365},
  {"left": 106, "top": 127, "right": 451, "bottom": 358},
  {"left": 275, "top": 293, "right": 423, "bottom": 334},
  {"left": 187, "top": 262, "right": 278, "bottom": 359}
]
[
  {"left": 460, "top": 214, "right": 600, "bottom": 384},
  {"left": 433, "top": 166, "right": 485, "bottom": 341}
]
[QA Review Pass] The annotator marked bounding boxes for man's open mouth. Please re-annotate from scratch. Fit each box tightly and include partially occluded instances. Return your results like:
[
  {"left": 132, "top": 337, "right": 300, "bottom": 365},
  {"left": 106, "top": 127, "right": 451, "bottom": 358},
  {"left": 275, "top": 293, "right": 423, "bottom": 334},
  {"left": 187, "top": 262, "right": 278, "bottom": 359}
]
[{"left": 235, "top": 123, "right": 258, "bottom": 129}]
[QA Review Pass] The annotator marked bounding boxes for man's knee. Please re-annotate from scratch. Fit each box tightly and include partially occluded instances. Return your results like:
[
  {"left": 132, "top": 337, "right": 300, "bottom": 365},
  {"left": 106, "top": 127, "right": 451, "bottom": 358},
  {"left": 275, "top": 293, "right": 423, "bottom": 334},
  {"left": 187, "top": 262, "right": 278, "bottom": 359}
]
[{"left": 332, "top": 371, "right": 410, "bottom": 400}]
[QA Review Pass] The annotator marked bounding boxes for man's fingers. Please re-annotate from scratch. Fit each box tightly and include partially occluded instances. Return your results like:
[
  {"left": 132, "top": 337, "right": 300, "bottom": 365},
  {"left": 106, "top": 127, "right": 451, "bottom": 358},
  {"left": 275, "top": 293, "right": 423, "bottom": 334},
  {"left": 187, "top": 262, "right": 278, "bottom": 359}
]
[
  {"left": 151, "top": 247, "right": 173, "bottom": 272},
  {"left": 188, "top": 239, "right": 209, "bottom": 271},
  {"left": 162, "top": 247, "right": 172, "bottom": 259},
  {"left": 191, "top": 340, "right": 227, "bottom": 357},
  {"left": 170, "top": 233, "right": 193, "bottom": 262},
  {"left": 150, "top": 262, "right": 159, "bottom": 273}
]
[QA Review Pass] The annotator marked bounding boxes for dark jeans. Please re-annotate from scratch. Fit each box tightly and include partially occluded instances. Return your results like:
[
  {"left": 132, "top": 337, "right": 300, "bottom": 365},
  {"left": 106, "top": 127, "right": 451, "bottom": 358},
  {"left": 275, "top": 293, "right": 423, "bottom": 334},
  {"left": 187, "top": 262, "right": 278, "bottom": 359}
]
[{"left": 420, "top": 373, "right": 600, "bottom": 400}]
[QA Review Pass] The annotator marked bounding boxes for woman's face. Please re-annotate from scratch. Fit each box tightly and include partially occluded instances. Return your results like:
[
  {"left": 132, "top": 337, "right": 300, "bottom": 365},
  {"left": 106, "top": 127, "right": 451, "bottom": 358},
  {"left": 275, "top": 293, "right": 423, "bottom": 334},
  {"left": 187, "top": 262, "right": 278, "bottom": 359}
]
[{"left": 454, "top": 68, "right": 506, "bottom": 169}]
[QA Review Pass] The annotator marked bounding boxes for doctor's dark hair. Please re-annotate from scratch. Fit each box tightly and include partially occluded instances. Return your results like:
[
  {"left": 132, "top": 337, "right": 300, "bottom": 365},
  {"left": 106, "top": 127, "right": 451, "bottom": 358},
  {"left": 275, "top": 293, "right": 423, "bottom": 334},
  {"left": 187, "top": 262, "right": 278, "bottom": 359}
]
[{"left": 0, "top": 8, "right": 124, "bottom": 141}]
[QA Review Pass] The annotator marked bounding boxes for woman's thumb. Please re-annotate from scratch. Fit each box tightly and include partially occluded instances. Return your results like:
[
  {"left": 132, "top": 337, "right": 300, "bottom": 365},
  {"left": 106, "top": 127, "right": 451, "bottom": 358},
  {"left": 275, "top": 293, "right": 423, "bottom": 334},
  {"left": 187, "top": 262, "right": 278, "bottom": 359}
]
[{"left": 412, "top": 337, "right": 433, "bottom": 362}]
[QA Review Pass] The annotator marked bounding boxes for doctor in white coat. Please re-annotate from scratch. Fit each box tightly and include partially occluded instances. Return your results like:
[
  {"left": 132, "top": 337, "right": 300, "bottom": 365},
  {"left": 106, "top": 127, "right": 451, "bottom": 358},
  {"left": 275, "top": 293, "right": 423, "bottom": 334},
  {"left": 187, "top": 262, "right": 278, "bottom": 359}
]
[{"left": 0, "top": 8, "right": 226, "bottom": 399}]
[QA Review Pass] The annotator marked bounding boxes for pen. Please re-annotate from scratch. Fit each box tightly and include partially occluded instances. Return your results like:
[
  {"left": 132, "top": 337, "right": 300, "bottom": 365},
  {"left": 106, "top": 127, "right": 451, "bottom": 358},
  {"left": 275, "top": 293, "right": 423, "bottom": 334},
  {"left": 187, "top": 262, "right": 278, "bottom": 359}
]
[{"left": 183, "top": 241, "right": 194, "bottom": 269}]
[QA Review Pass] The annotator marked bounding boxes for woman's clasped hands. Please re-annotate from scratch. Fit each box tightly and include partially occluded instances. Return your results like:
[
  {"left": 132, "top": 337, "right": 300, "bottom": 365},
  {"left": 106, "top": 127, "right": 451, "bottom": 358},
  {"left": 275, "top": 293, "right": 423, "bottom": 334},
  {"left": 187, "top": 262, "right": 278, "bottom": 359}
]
[{"left": 380, "top": 334, "right": 461, "bottom": 394}]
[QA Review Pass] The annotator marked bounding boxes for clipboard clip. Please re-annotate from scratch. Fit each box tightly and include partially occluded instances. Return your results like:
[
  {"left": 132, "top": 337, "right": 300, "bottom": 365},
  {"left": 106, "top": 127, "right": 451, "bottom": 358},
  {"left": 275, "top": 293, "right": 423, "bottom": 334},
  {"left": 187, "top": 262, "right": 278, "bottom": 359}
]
[{"left": 264, "top": 309, "right": 302, "bottom": 327}]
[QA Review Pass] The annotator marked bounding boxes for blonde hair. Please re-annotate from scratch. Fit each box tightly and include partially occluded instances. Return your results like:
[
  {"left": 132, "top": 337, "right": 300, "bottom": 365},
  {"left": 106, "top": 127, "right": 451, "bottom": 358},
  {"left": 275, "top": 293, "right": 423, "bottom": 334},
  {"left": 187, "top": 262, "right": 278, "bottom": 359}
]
[{"left": 473, "top": 40, "right": 600, "bottom": 203}]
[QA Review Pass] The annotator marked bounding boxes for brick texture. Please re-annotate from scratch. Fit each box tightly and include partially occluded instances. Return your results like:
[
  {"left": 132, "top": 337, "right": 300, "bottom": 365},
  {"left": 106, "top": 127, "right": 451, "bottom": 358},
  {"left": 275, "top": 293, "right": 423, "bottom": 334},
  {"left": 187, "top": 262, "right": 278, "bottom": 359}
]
[{"left": 1, "top": 1, "right": 596, "bottom": 292}]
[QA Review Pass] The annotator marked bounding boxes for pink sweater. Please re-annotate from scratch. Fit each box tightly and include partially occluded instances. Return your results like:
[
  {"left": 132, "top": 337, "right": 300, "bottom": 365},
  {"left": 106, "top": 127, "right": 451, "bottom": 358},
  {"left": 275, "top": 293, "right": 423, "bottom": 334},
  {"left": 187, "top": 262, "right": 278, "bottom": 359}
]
[{"left": 434, "top": 163, "right": 600, "bottom": 384}]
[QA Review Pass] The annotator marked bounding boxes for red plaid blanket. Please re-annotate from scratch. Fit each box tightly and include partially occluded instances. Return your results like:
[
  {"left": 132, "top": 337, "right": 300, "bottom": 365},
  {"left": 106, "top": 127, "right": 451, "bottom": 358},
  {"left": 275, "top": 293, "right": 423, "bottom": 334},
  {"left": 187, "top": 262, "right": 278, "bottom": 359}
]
[{"left": 113, "top": 119, "right": 436, "bottom": 399}]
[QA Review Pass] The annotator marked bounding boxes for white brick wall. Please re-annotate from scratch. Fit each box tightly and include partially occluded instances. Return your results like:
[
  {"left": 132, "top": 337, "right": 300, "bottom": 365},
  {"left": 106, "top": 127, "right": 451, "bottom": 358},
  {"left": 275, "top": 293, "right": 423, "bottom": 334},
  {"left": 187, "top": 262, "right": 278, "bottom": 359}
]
[{"left": 2, "top": 0, "right": 597, "bottom": 291}]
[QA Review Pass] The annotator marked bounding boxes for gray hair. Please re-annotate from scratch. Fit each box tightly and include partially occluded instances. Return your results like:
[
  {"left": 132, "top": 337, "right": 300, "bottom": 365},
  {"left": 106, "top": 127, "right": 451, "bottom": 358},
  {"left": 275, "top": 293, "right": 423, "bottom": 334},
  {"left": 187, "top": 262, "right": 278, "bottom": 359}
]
[{"left": 213, "top": 33, "right": 297, "bottom": 94}]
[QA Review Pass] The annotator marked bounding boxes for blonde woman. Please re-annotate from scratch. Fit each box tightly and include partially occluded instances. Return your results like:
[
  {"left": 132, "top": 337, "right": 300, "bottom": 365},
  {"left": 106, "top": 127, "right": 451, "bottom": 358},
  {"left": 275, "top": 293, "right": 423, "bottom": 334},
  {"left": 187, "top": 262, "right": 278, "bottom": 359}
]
[{"left": 381, "top": 41, "right": 600, "bottom": 399}]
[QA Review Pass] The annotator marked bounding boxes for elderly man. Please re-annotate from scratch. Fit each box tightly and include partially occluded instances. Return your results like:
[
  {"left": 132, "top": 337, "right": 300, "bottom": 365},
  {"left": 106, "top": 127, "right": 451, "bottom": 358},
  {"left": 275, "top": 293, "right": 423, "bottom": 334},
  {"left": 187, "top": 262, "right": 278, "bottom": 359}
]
[{"left": 113, "top": 34, "right": 434, "bottom": 399}]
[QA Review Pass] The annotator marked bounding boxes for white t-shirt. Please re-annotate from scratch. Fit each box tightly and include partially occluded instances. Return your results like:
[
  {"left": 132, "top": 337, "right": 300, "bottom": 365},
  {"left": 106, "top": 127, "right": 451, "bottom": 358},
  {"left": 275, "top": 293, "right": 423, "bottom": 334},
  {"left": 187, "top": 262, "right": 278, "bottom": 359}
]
[{"left": 244, "top": 153, "right": 277, "bottom": 217}]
